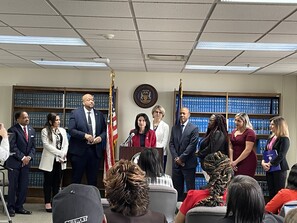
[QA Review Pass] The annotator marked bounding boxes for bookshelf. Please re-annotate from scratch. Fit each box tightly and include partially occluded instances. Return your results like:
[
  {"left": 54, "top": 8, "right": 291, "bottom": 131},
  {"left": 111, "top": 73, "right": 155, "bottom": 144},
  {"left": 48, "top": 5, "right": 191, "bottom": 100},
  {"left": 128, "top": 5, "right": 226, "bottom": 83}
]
[
  {"left": 12, "top": 86, "right": 112, "bottom": 201},
  {"left": 175, "top": 91, "right": 280, "bottom": 196}
]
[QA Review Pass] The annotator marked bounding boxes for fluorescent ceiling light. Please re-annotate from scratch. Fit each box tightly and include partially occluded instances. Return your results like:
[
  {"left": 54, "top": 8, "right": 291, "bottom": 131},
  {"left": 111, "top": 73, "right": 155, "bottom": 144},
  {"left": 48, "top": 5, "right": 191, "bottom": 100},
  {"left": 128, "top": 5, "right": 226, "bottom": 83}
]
[
  {"left": 196, "top": 42, "right": 297, "bottom": 51},
  {"left": 31, "top": 60, "right": 107, "bottom": 67},
  {"left": 221, "top": 0, "right": 297, "bottom": 3},
  {"left": 185, "top": 65, "right": 259, "bottom": 71},
  {"left": 0, "top": 35, "right": 86, "bottom": 46}
]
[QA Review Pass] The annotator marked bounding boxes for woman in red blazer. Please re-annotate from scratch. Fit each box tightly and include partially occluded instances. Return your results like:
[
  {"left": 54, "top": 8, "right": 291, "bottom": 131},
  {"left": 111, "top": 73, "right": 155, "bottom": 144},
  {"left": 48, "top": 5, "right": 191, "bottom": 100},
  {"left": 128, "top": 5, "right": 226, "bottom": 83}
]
[{"left": 131, "top": 113, "right": 156, "bottom": 148}]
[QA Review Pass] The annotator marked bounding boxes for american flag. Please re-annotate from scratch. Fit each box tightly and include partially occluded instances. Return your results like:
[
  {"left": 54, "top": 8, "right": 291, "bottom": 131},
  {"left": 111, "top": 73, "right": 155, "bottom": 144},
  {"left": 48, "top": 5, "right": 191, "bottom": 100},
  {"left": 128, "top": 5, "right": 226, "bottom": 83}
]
[
  {"left": 175, "top": 79, "right": 183, "bottom": 125},
  {"left": 104, "top": 72, "right": 118, "bottom": 174}
]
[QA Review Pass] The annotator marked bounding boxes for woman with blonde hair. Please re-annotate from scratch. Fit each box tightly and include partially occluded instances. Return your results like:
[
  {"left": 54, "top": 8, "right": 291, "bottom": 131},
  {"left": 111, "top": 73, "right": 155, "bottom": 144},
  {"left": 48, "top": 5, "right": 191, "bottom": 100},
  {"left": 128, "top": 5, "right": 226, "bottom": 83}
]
[
  {"left": 262, "top": 116, "right": 290, "bottom": 200},
  {"left": 229, "top": 112, "right": 257, "bottom": 177}
]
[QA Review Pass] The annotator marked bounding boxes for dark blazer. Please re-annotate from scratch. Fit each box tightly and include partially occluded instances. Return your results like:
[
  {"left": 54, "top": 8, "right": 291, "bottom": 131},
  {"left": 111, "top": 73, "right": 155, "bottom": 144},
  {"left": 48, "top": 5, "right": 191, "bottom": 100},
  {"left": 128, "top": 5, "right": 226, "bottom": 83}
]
[
  {"left": 265, "top": 136, "right": 290, "bottom": 171},
  {"left": 68, "top": 107, "right": 107, "bottom": 158},
  {"left": 169, "top": 122, "right": 199, "bottom": 169},
  {"left": 6, "top": 124, "right": 36, "bottom": 169}
]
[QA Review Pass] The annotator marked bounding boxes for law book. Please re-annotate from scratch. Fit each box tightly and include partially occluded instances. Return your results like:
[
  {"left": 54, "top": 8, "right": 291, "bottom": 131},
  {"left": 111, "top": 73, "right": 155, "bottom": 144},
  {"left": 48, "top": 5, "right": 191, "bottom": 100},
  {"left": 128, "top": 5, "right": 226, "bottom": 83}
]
[{"left": 263, "top": 150, "right": 281, "bottom": 172}]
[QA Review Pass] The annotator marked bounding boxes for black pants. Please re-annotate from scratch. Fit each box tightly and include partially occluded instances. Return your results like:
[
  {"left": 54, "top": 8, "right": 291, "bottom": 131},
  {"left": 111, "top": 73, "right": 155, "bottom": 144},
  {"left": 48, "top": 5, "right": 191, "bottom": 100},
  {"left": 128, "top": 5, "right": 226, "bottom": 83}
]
[
  {"left": 172, "top": 167, "right": 195, "bottom": 201},
  {"left": 70, "top": 147, "right": 100, "bottom": 186},
  {"left": 266, "top": 170, "right": 287, "bottom": 201},
  {"left": 43, "top": 161, "right": 62, "bottom": 204}
]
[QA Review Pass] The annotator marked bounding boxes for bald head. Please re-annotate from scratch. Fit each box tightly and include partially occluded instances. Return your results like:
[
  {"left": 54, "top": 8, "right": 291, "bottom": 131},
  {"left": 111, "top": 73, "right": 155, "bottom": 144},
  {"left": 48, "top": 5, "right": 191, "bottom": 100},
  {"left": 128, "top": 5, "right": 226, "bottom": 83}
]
[{"left": 82, "top": 94, "right": 94, "bottom": 111}]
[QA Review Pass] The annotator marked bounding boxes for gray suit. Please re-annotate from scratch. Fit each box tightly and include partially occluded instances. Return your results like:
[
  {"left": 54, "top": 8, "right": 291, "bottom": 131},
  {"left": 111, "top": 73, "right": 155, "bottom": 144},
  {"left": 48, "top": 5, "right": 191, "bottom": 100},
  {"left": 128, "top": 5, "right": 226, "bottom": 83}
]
[{"left": 169, "top": 122, "right": 198, "bottom": 201}]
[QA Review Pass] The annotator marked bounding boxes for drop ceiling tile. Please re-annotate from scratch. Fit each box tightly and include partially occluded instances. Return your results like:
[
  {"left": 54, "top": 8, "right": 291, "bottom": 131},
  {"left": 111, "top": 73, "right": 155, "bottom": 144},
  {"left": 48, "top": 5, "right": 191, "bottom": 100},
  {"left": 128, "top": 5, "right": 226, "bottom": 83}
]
[
  {"left": 0, "top": 0, "right": 55, "bottom": 15},
  {"left": 0, "top": 44, "right": 46, "bottom": 51},
  {"left": 0, "top": 27, "right": 21, "bottom": 35},
  {"left": 66, "top": 17, "right": 135, "bottom": 30},
  {"left": 143, "top": 48, "right": 190, "bottom": 55},
  {"left": 191, "top": 49, "right": 240, "bottom": 57},
  {"left": 43, "top": 46, "right": 95, "bottom": 53},
  {"left": 259, "top": 34, "right": 297, "bottom": 43},
  {"left": 142, "top": 40, "right": 193, "bottom": 50},
  {"left": 134, "top": 2, "right": 212, "bottom": 19},
  {"left": 15, "top": 27, "right": 79, "bottom": 38},
  {"left": 211, "top": 4, "right": 294, "bottom": 21},
  {"left": 86, "top": 39, "right": 140, "bottom": 48},
  {"left": 137, "top": 19, "right": 204, "bottom": 32},
  {"left": 204, "top": 20, "right": 278, "bottom": 33},
  {"left": 140, "top": 31, "right": 197, "bottom": 41},
  {"left": 270, "top": 21, "right": 297, "bottom": 34},
  {"left": 78, "top": 29, "right": 138, "bottom": 40},
  {"left": 51, "top": 0, "right": 131, "bottom": 17}
]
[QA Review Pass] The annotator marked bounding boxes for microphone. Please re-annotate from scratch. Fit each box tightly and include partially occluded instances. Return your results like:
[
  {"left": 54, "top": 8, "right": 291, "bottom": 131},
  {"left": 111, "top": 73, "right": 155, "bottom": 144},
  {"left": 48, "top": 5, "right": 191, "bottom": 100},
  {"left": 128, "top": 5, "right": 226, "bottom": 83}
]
[{"left": 121, "top": 132, "right": 135, "bottom": 146}]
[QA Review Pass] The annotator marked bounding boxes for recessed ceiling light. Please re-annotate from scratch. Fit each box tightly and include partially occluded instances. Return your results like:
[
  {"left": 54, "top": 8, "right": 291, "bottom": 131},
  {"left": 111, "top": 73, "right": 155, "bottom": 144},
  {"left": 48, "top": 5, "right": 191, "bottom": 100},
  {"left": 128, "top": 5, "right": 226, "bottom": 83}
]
[
  {"left": 0, "top": 35, "right": 86, "bottom": 46},
  {"left": 185, "top": 65, "right": 259, "bottom": 71},
  {"left": 31, "top": 60, "right": 107, "bottom": 67},
  {"left": 196, "top": 42, "right": 297, "bottom": 51},
  {"left": 221, "top": 0, "right": 297, "bottom": 4}
]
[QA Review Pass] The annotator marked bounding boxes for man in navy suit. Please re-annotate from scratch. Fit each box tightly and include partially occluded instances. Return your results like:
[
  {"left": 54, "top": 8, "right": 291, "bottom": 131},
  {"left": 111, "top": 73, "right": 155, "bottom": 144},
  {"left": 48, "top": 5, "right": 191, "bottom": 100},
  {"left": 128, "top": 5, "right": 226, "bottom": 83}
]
[
  {"left": 169, "top": 107, "right": 199, "bottom": 201},
  {"left": 68, "top": 94, "right": 106, "bottom": 186},
  {"left": 6, "top": 111, "right": 35, "bottom": 216}
]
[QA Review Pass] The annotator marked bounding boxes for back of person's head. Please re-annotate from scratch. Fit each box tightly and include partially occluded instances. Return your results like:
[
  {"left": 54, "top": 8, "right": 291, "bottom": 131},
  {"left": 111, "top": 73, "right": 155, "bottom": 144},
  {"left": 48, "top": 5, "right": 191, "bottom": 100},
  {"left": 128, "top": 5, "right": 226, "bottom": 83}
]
[
  {"left": 287, "top": 164, "right": 297, "bottom": 190},
  {"left": 52, "top": 184, "right": 104, "bottom": 223},
  {"left": 138, "top": 148, "right": 163, "bottom": 180},
  {"left": 196, "top": 151, "right": 233, "bottom": 207},
  {"left": 226, "top": 175, "right": 265, "bottom": 223},
  {"left": 285, "top": 208, "right": 297, "bottom": 223},
  {"left": 104, "top": 159, "right": 149, "bottom": 216}
]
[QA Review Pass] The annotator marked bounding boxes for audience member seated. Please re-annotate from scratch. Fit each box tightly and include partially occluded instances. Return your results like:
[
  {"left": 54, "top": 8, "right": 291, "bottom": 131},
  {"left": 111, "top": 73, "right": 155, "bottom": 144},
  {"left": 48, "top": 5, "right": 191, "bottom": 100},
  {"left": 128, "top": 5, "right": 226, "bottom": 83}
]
[
  {"left": 138, "top": 148, "right": 173, "bottom": 187},
  {"left": 175, "top": 151, "right": 233, "bottom": 223},
  {"left": 52, "top": 183, "right": 105, "bottom": 223},
  {"left": 266, "top": 163, "right": 297, "bottom": 214},
  {"left": 104, "top": 159, "right": 167, "bottom": 223},
  {"left": 285, "top": 208, "right": 297, "bottom": 223},
  {"left": 218, "top": 175, "right": 284, "bottom": 223}
]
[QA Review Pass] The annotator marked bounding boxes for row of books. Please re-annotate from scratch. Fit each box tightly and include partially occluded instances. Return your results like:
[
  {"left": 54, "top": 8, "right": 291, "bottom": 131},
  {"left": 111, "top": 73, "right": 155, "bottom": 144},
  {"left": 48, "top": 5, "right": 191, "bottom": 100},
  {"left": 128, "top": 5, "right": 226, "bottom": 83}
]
[
  {"left": 35, "top": 131, "right": 43, "bottom": 148},
  {"left": 177, "top": 96, "right": 279, "bottom": 115},
  {"left": 14, "top": 92, "right": 64, "bottom": 108},
  {"left": 14, "top": 91, "right": 110, "bottom": 110},
  {"left": 228, "top": 118, "right": 271, "bottom": 135},
  {"left": 258, "top": 181, "right": 269, "bottom": 197},
  {"left": 31, "top": 152, "right": 42, "bottom": 167},
  {"left": 184, "top": 177, "right": 208, "bottom": 192},
  {"left": 65, "top": 92, "right": 109, "bottom": 109},
  {"left": 256, "top": 160, "right": 266, "bottom": 176},
  {"left": 28, "top": 172, "right": 44, "bottom": 188},
  {"left": 257, "top": 139, "right": 268, "bottom": 154},
  {"left": 27, "top": 112, "right": 61, "bottom": 127},
  {"left": 179, "top": 96, "right": 226, "bottom": 113},
  {"left": 228, "top": 98, "right": 279, "bottom": 115}
]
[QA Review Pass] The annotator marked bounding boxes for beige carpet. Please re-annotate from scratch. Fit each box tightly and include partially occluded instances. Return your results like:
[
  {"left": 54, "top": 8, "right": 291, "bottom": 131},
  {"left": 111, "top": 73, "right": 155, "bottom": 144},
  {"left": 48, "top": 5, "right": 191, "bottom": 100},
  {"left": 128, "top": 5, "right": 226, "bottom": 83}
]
[{"left": 0, "top": 203, "right": 52, "bottom": 223}]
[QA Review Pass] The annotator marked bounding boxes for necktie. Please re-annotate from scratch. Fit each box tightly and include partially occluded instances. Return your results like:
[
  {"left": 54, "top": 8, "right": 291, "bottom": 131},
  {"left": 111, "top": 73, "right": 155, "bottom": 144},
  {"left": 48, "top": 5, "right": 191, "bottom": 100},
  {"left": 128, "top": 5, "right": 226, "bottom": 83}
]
[
  {"left": 181, "top": 124, "right": 185, "bottom": 133},
  {"left": 87, "top": 111, "right": 93, "bottom": 136},
  {"left": 23, "top": 126, "right": 28, "bottom": 142}
]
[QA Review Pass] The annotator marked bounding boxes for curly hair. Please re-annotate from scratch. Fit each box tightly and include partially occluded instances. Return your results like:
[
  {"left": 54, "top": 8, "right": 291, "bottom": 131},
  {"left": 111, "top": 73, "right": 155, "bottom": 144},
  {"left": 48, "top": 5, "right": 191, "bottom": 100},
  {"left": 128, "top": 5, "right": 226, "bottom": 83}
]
[
  {"left": 104, "top": 159, "right": 149, "bottom": 216},
  {"left": 204, "top": 114, "right": 228, "bottom": 145},
  {"left": 287, "top": 163, "right": 297, "bottom": 190},
  {"left": 195, "top": 151, "right": 233, "bottom": 207}
]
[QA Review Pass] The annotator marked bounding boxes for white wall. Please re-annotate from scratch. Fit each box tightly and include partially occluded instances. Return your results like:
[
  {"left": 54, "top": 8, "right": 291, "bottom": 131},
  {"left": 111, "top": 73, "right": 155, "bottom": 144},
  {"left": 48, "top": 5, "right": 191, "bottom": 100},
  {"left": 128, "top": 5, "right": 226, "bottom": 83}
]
[{"left": 0, "top": 68, "right": 296, "bottom": 170}]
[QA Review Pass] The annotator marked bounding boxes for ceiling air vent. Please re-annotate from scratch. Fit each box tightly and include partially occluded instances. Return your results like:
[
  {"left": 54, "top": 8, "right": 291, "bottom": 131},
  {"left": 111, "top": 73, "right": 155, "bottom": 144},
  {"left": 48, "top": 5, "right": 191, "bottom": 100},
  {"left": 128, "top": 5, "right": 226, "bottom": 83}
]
[{"left": 146, "top": 54, "right": 187, "bottom": 61}]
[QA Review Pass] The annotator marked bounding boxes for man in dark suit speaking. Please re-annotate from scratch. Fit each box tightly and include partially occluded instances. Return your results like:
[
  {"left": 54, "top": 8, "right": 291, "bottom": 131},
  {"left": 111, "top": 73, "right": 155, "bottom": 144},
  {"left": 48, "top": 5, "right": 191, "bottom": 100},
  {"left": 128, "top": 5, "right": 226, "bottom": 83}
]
[
  {"left": 6, "top": 111, "right": 35, "bottom": 216},
  {"left": 68, "top": 94, "right": 106, "bottom": 186},
  {"left": 169, "top": 107, "right": 199, "bottom": 201}
]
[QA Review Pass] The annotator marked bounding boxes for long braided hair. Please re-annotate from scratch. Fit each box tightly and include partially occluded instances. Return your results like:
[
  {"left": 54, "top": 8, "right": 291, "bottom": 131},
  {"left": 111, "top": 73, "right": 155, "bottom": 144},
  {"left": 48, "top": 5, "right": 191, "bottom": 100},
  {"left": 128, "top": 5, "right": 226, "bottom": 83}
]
[{"left": 195, "top": 151, "right": 233, "bottom": 207}]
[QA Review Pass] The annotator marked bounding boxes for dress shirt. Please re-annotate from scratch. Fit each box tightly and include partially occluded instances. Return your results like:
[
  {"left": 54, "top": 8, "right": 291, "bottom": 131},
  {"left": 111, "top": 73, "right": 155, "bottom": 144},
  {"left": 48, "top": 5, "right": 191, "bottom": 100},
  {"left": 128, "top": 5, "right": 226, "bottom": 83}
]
[{"left": 84, "top": 107, "right": 95, "bottom": 137}]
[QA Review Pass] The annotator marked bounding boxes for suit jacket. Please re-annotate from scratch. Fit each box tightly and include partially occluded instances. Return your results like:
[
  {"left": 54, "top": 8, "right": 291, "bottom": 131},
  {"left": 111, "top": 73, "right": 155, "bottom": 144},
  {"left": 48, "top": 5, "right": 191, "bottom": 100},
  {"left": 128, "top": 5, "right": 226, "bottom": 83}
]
[
  {"left": 39, "top": 127, "right": 69, "bottom": 171},
  {"left": 169, "top": 122, "right": 199, "bottom": 169},
  {"left": 6, "top": 124, "right": 36, "bottom": 169},
  {"left": 68, "top": 107, "right": 106, "bottom": 158},
  {"left": 265, "top": 136, "right": 290, "bottom": 171},
  {"left": 131, "top": 129, "right": 156, "bottom": 147}
]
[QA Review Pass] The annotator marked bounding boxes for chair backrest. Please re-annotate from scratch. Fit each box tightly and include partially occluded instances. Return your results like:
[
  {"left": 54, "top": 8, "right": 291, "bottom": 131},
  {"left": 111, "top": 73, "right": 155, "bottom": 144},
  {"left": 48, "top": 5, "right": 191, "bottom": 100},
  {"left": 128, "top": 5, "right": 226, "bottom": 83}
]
[
  {"left": 279, "top": 200, "right": 297, "bottom": 217},
  {"left": 148, "top": 185, "right": 177, "bottom": 223},
  {"left": 101, "top": 198, "right": 110, "bottom": 210},
  {"left": 185, "top": 206, "right": 227, "bottom": 223}
]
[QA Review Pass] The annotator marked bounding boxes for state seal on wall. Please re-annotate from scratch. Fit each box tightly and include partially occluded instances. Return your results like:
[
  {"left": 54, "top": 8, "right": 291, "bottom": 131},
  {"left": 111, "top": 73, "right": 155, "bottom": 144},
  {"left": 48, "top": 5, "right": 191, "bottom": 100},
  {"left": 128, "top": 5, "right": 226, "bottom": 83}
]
[{"left": 133, "top": 84, "right": 158, "bottom": 108}]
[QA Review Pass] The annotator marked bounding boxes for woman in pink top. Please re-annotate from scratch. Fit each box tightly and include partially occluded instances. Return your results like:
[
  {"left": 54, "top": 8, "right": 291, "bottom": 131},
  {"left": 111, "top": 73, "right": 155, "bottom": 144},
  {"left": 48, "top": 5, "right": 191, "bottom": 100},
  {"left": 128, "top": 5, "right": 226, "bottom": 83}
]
[
  {"left": 262, "top": 116, "right": 290, "bottom": 200},
  {"left": 265, "top": 163, "right": 297, "bottom": 214}
]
